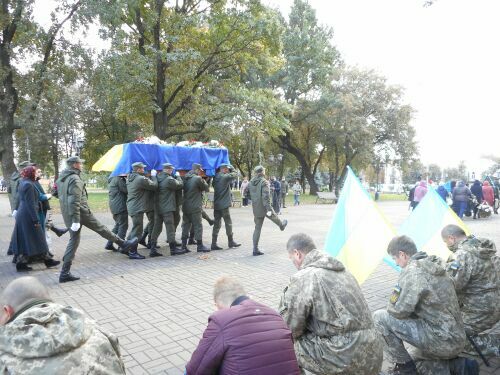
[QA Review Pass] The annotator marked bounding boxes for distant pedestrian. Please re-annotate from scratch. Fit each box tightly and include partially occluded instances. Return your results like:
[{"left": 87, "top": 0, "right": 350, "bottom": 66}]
[
  {"left": 436, "top": 182, "right": 449, "bottom": 203},
  {"left": 271, "top": 176, "right": 281, "bottom": 213},
  {"left": 470, "top": 180, "right": 483, "bottom": 219},
  {"left": 452, "top": 181, "right": 472, "bottom": 218},
  {"left": 240, "top": 178, "right": 249, "bottom": 206},
  {"left": 186, "top": 277, "right": 300, "bottom": 375},
  {"left": 413, "top": 180, "right": 428, "bottom": 208},
  {"left": 408, "top": 182, "right": 418, "bottom": 210},
  {"left": 292, "top": 180, "right": 302, "bottom": 206},
  {"left": 482, "top": 180, "right": 494, "bottom": 207}
]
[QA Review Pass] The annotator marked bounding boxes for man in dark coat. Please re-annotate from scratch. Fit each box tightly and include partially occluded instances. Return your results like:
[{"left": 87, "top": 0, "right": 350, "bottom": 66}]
[
  {"left": 126, "top": 162, "right": 158, "bottom": 258},
  {"left": 271, "top": 176, "right": 281, "bottom": 214},
  {"left": 281, "top": 178, "right": 289, "bottom": 208},
  {"left": 106, "top": 174, "right": 128, "bottom": 251},
  {"left": 56, "top": 157, "right": 138, "bottom": 282},
  {"left": 211, "top": 163, "right": 241, "bottom": 250},
  {"left": 150, "top": 163, "right": 186, "bottom": 256},
  {"left": 10, "top": 166, "right": 60, "bottom": 272},
  {"left": 186, "top": 276, "right": 300, "bottom": 375},
  {"left": 181, "top": 163, "right": 210, "bottom": 252},
  {"left": 248, "top": 166, "right": 287, "bottom": 256},
  {"left": 470, "top": 180, "right": 483, "bottom": 219}
]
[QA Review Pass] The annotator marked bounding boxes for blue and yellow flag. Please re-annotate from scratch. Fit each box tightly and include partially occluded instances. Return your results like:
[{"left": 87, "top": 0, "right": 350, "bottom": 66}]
[{"left": 324, "top": 167, "right": 395, "bottom": 284}]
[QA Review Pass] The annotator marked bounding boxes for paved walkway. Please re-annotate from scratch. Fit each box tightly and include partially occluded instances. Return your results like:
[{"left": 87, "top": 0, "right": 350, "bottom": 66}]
[{"left": 0, "top": 194, "right": 498, "bottom": 374}]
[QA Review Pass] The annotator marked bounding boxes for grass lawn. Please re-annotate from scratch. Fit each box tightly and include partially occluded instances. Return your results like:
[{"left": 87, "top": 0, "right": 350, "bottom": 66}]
[{"left": 49, "top": 190, "right": 407, "bottom": 213}]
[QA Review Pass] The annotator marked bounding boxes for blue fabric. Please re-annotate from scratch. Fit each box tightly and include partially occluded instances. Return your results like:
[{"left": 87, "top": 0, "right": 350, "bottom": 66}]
[
  {"left": 111, "top": 143, "right": 230, "bottom": 177},
  {"left": 437, "top": 186, "right": 448, "bottom": 202},
  {"left": 470, "top": 181, "right": 483, "bottom": 201}
]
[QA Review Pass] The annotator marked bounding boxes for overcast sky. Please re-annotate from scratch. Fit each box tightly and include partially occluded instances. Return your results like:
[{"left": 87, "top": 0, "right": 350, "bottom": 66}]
[
  {"left": 268, "top": 0, "right": 500, "bottom": 175},
  {"left": 35, "top": 0, "right": 500, "bottom": 174}
]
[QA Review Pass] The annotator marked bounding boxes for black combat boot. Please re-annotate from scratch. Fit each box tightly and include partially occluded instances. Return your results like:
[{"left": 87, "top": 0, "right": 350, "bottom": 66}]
[
  {"left": 280, "top": 219, "right": 288, "bottom": 231},
  {"left": 211, "top": 235, "right": 223, "bottom": 250},
  {"left": 181, "top": 238, "right": 191, "bottom": 253},
  {"left": 253, "top": 248, "right": 264, "bottom": 256},
  {"left": 197, "top": 240, "right": 210, "bottom": 253},
  {"left": 44, "top": 258, "right": 61, "bottom": 268},
  {"left": 138, "top": 232, "right": 148, "bottom": 248},
  {"left": 228, "top": 235, "right": 241, "bottom": 248},
  {"left": 59, "top": 262, "right": 80, "bottom": 283},
  {"left": 188, "top": 233, "right": 196, "bottom": 245},
  {"left": 104, "top": 240, "right": 117, "bottom": 251},
  {"left": 169, "top": 242, "right": 187, "bottom": 256},
  {"left": 208, "top": 218, "right": 215, "bottom": 226},
  {"left": 149, "top": 242, "right": 163, "bottom": 257},
  {"left": 128, "top": 250, "right": 145, "bottom": 260},
  {"left": 16, "top": 262, "right": 33, "bottom": 272},
  {"left": 116, "top": 237, "right": 139, "bottom": 253},
  {"left": 50, "top": 225, "right": 69, "bottom": 237}
]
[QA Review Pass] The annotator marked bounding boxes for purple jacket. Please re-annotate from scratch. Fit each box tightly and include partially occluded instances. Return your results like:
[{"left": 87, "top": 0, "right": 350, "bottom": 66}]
[{"left": 186, "top": 298, "right": 300, "bottom": 375}]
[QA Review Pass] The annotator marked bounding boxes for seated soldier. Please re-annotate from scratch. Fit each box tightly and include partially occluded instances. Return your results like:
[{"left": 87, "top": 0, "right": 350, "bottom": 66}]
[
  {"left": 279, "top": 233, "right": 383, "bottom": 374},
  {"left": 0, "top": 277, "right": 125, "bottom": 374},
  {"left": 441, "top": 224, "right": 500, "bottom": 358},
  {"left": 373, "top": 235, "right": 466, "bottom": 375}
]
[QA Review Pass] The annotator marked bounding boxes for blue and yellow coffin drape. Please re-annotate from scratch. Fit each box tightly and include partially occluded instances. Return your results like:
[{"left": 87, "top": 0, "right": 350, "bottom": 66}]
[{"left": 92, "top": 143, "right": 230, "bottom": 177}]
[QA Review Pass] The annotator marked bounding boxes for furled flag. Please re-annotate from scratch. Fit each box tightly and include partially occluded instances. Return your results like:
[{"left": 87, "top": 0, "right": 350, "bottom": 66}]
[
  {"left": 384, "top": 185, "right": 470, "bottom": 270},
  {"left": 324, "top": 167, "right": 395, "bottom": 284}
]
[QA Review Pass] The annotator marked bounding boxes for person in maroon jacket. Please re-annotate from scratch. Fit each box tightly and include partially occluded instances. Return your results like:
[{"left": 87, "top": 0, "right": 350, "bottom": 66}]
[{"left": 185, "top": 277, "right": 300, "bottom": 375}]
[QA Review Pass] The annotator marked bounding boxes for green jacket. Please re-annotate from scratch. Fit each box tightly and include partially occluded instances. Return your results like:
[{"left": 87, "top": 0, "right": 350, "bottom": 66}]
[
  {"left": 182, "top": 171, "right": 209, "bottom": 214},
  {"left": 126, "top": 172, "right": 158, "bottom": 216},
  {"left": 9, "top": 171, "right": 21, "bottom": 210},
  {"left": 156, "top": 172, "right": 183, "bottom": 214},
  {"left": 56, "top": 167, "right": 89, "bottom": 227},
  {"left": 108, "top": 176, "right": 128, "bottom": 215},
  {"left": 249, "top": 175, "right": 272, "bottom": 218},
  {"left": 213, "top": 171, "right": 237, "bottom": 210}
]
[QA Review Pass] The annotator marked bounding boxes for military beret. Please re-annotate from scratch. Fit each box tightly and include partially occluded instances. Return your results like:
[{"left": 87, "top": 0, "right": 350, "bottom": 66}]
[
  {"left": 162, "top": 163, "right": 174, "bottom": 169},
  {"left": 132, "top": 162, "right": 146, "bottom": 169},
  {"left": 192, "top": 163, "right": 204, "bottom": 171},
  {"left": 254, "top": 165, "right": 265, "bottom": 173},
  {"left": 66, "top": 156, "right": 85, "bottom": 164}
]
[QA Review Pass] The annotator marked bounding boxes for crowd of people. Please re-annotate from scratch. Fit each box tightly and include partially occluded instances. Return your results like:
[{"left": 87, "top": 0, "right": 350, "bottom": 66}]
[
  {"left": 1, "top": 227, "right": 498, "bottom": 374},
  {"left": 408, "top": 177, "right": 500, "bottom": 219},
  {"left": 5, "top": 158, "right": 298, "bottom": 280}
]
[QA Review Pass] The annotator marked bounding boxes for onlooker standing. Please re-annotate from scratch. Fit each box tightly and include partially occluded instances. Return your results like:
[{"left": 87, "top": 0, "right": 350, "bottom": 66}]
[
  {"left": 281, "top": 178, "right": 289, "bottom": 208},
  {"left": 436, "top": 182, "right": 449, "bottom": 203},
  {"left": 408, "top": 182, "right": 418, "bottom": 210},
  {"left": 482, "top": 180, "right": 495, "bottom": 207},
  {"left": 0, "top": 277, "right": 126, "bottom": 374},
  {"left": 280, "top": 234, "right": 383, "bottom": 374},
  {"left": 292, "top": 179, "right": 302, "bottom": 206},
  {"left": 240, "top": 177, "right": 249, "bottom": 206},
  {"left": 270, "top": 176, "right": 281, "bottom": 214},
  {"left": 106, "top": 174, "right": 129, "bottom": 252},
  {"left": 470, "top": 180, "right": 483, "bottom": 219},
  {"left": 9, "top": 166, "right": 60, "bottom": 272},
  {"left": 413, "top": 180, "right": 428, "bottom": 208},
  {"left": 8, "top": 161, "right": 30, "bottom": 213},
  {"left": 186, "top": 277, "right": 300, "bottom": 375},
  {"left": 452, "top": 181, "right": 472, "bottom": 218}
]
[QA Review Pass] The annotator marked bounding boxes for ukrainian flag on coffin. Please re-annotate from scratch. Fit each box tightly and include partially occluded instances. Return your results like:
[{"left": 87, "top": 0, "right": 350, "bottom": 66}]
[
  {"left": 324, "top": 167, "right": 396, "bottom": 284},
  {"left": 384, "top": 186, "right": 470, "bottom": 270}
]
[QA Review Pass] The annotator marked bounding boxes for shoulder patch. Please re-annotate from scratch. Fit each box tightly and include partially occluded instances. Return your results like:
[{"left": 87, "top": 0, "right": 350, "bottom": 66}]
[{"left": 390, "top": 285, "right": 401, "bottom": 305}]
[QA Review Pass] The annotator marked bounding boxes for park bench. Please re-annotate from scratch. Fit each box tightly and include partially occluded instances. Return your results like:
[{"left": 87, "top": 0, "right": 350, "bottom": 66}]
[
  {"left": 315, "top": 191, "right": 337, "bottom": 204},
  {"left": 231, "top": 193, "right": 242, "bottom": 207}
]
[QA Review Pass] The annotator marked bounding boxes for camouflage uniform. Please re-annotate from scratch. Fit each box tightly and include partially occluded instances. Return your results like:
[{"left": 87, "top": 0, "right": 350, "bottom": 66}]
[
  {"left": 0, "top": 300, "right": 125, "bottom": 374},
  {"left": 279, "top": 249, "right": 383, "bottom": 374},
  {"left": 446, "top": 236, "right": 500, "bottom": 357},
  {"left": 373, "top": 252, "right": 466, "bottom": 374}
]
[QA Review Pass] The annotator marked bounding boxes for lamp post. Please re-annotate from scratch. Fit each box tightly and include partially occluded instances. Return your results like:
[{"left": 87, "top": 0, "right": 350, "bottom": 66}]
[{"left": 72, "top": 137, "right": 85, "bottom": 156}]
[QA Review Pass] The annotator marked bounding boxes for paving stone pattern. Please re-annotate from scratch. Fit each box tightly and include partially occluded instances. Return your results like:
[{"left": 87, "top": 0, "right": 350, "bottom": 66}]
[{"left": 0, "top": 194, "right": 498, "bottom": 374}]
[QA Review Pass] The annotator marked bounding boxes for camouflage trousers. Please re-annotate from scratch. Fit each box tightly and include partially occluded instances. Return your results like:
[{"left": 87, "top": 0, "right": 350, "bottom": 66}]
[
  {"left": 151, "top": 211, "right": 176, "bottom": 244},
  {"left": 212, "top": 208, "right": 232, "bottom": 240},
  {"left": 464, "top": 332, "right": 500, "bottom": 358},
  {"left": 252, "top": 212, "right": 283, "bottom": 248},
  {"left": 111, "top": 212, "right": 128, "bottom": 240},
  {"left": 373, "top": 310, "right": 459, "bottom": 375}
]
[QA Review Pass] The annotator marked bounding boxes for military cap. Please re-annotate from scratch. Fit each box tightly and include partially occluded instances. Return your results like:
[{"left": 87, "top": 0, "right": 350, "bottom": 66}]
[
  {"left": 162, "top": 163, "right": 174, "bottom": 169},
  {"left": 254, "top": 165, "right": 265, "bottom": 173},
  {"left": 66, "top": 156, "right": 85, "bottom": 164},
  {"left": 192, "top": 163, "right": 204, "bottom": 171},
  {"left": 132, "top": 162, "right": 146, "bottom": 170}
]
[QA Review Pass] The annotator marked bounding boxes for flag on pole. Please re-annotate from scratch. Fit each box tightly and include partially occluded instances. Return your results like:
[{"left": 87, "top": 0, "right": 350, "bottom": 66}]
[{"left": 324, "top": 167, "right": 396, "bottom": 284}]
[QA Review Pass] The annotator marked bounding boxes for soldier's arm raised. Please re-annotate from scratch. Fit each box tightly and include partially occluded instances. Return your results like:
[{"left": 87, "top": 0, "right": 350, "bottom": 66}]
[
  {"left": 199, "top": 176, "right": 210, "bottom": 192},
  {"left": 140, "top": 176, "right": 158, "bottom": 191}
]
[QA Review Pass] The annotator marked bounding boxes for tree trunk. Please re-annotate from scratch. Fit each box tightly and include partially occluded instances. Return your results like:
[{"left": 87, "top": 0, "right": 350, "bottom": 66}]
[{"left": 0, "top": 132, "right": 17, "bottom": 181}]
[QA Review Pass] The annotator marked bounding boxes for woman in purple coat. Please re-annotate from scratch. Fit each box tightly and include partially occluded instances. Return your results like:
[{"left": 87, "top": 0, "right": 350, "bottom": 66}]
[{"left": 9, "top": 166, "right": 60, "bottom": 271}]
